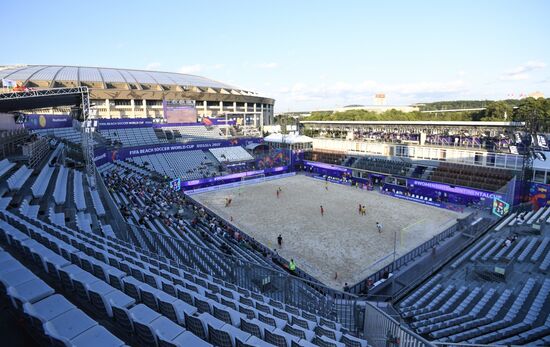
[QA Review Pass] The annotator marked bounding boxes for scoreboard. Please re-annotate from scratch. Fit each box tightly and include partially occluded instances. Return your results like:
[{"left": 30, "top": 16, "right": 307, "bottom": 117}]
[{"left": 163, "top": 99, "right": 197, "bottom": 123}]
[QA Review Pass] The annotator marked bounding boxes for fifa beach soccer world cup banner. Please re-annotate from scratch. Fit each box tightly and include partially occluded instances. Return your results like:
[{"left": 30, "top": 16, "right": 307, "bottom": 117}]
[
  {"left": 93, "top": 138, "right": 263, "bottom": 165},
  {"left": 95, "top": 118, "right": 154, "bottom": 130}
]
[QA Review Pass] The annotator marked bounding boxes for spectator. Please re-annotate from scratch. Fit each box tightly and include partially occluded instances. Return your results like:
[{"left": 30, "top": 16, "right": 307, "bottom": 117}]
[{"left": 289, "top": 259, "right": 296, "bottom": 273}]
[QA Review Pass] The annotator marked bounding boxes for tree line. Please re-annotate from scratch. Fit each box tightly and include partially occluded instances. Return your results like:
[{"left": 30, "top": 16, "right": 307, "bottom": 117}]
[{"left": 306, "top": 97, "right": 550, "bottom": 124}]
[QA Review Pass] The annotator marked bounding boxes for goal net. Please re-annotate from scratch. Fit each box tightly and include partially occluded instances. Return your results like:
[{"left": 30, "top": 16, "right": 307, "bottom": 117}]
[{"left": 241, "top": 173, "right": 266, "bottom": 183}]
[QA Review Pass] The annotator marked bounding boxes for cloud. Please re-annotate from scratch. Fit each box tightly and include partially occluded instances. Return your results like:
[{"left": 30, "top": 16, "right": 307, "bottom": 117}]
[
  {"left": 277, "top": 78, "right": 467, "bottom": 103},
  {"left": 178, "top": 64, "right": 225, "bottom": 74},
  {"left": 179, "top": 64, "right": 203, "bottom": 74},
  {"left": 500, "top": 60, "right": 546, "bottom": 81},
  {"left": 256, "top": 62, "right": 279, "bottom": 69},
  {"left": 144, "top": 62, "right": 161, "bottom": 70}
]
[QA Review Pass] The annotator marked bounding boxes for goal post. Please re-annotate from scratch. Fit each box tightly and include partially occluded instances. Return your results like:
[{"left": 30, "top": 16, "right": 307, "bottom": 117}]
[{"left": 241, "top": 173, "right": 266, "bottom": 183}]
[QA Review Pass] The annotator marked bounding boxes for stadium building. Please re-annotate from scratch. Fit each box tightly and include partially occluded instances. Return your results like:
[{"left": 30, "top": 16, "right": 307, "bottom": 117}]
[{"left": 0, "top": 65, "right": 275, "bottom": 126}]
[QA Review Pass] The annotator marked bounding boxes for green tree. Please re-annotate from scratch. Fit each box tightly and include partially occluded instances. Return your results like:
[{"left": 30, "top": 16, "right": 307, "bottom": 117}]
[
  {"left": 483, "top": 101, "right": 513, "bottom": 120},
  {"left": 514, "top": 97, "right": 550, "bottom": 131}
]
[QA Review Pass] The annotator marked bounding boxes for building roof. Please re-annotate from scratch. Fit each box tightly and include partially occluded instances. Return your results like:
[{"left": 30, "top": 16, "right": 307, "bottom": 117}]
[{"left": 0, "top": 64, "right": 248, "bottom": 92}]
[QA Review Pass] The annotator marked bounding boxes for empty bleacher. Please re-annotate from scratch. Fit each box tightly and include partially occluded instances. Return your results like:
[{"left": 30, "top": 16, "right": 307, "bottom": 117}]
[
  {"left": 352, "top": 156, "right": 412, "bottom": 176},
  {"left": 397, "top": 206, "right": 550, "bottom": 345},
  {"left": 99, "top": 127, "right": 163, "bottom": 147},
  {"left": 7, "top": 165, "right": 33, "bottom": 191},
  {"left": 161, "top": 125, "right": 225, "bottom": 143},
  {"left": 428, "top": 162, "right": 514, "bottom": 191},
  {"left": 303, "top": 150, "right": 347, "bottom": 166},
  {"left": 32, "top": 127, "right": 88, "bottom": 145},
  {"left": 209, "top": 147, "right": 254, "bottom": 163},
  {"left": 129, "top": 150, "right": 220, "bottom": 181},
  {"left": 0, "top": 158, "right": 16, "bottom": 178}
]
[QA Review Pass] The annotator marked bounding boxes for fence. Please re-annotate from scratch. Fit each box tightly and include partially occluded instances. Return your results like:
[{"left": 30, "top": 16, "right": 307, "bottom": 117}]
[
  {"left": 94, "top": 165, "right": 132, "bottom": 242},
  {"left": 349, "top": 216, "right": 462, "bottom": 295},
  {"left": 125, "top": 221, "right": 364, "bottom": 333},
  {"left": 349, "top": 213, "right": 494, "bottom": 297},
  {"left": 363, "top": 302, "right": 434, "bottom": 347}
]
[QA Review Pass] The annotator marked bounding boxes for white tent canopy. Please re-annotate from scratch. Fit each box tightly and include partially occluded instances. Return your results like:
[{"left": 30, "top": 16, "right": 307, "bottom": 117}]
[{"left": 263, "top": 133, "right": 313, "bottom": 144}]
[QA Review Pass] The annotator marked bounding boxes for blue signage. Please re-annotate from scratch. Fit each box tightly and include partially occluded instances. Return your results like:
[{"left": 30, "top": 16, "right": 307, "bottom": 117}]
[
  {"left": 492, "top": 197, "right": 510, "bottom": 217},
  {"left": 170, "top": 178, "right": 181, "bottom": 191}
]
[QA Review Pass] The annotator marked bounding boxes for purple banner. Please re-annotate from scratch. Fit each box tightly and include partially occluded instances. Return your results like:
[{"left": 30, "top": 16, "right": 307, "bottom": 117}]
[
  {"left": 303, "top": 161, "right": 352, "bottom": 174},
  {"left": 181, "top": 166, "right": 288, "bottom": 188},
  {"left": 24, "top": 114, "right": 73, "bottom": 130},
  {"left": 93, "top": 148, "right": 109, "bottom": 166},
  {"left": 381, "top": 190, "right": 446, "bottom": 208},
  {"left": 408, "top": 179, "right": 503, "bottom": 200},
  {"left": 95, "top": 118, "right": 154, "bottom": 130},
  {"left": 95, "top": 138, "right": 263, "bottom": 163},
  {"left": 154, "top": 118, "right": 236, "bottom": 127}
]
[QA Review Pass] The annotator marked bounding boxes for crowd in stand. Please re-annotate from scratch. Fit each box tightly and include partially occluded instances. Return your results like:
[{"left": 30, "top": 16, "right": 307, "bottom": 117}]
[
  {"left": 103, "top": 169, "right": 280, "bottom": 269},
  {"left": 344, "top": 130, "right": 513, "bottom": 150}
]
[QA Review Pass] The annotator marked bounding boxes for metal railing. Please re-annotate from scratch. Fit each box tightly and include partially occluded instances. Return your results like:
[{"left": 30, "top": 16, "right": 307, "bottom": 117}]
[
  {"left": 349, "top": 214, "right": 469, "bottom": 296},
  {"left": 124, "top": 220, "right": 364, "bottom": 333},
  {"left": 351, "top": 213, "right": 498, "bottom": 301},
  {"left": 125, "top": 220, "right": 455, "bottom": 347},
  {"left": 94, "top": 165, "right": 133, "bottom": 242},
  {"left": 363, "top": 302, "right": 434, "bottom": 347}
]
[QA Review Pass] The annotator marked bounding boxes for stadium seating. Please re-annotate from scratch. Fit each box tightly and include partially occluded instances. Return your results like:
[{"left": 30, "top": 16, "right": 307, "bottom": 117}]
[
  {"left": 128, "top": 150, "right": 221, "bottom": 180},
  {"left": 32, "top": 127, "right": 94, "bottom": 145},
  {"left": 397, "top": 205, "right": 550, "bottom": 345},
  {"left": 352, "top": 156, "right": 412, "bottom": 176},
  {"left": 161, "top": 125, "right": 225, "bottom": 142},
  {"left": 0, "top": 246, "right": 124, "bottom": 346},
  {"left": 99, "top": 127, "right": 163, "bottom": 147},
  {"left": 428, "top": 162, "right": 514, "bottom": 191},
  {"left": 0, "top": 183, "right": 368, "bottom": 347},
  {"left": 98, "top": 125, "right": 225, "bottom": 148},
  {"left": 7, "top": 165, "right": 33, "bottom": 191},
  {"left": 0, "top": 158, "right": 16, "bottom": 178},
  {"left": 303, "top": 150, "right": 347, "bottom": 166},
  {"left": 53, "top": 166, "right": 69, "bottom": 205},
  {"left": 210, "top": 146, "right": 254, "bottom": 163}
]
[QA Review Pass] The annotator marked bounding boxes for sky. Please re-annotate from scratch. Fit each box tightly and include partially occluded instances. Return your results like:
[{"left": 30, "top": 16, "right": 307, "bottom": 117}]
[{"left": 2, "top": 0, "right": 550, "bottom": 111}]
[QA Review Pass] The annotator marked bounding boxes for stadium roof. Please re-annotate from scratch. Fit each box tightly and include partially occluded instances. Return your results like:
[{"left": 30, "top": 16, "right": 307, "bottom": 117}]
[{"left": 0, "top": 64, "right": 247, "bottom": 92}]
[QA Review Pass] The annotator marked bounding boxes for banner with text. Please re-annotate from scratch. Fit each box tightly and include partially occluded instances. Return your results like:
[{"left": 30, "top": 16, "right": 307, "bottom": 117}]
[{"left": 24, "top": 114, "right": 73, "bottom": 130}]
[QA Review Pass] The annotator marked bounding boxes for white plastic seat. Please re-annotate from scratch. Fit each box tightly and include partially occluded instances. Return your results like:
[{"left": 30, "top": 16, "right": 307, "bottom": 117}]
[
  {"left": 7, "top": 278, "right": 55, "bottom": 309},
  {"left": 43, "top": 308, "right": 99, "bottom": 345},
  {"left": 69, "top": 325, "right": 125, "bottom": 347},
  {"left": 23, "top": 294, "right": 75, "bottom": 327}
]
